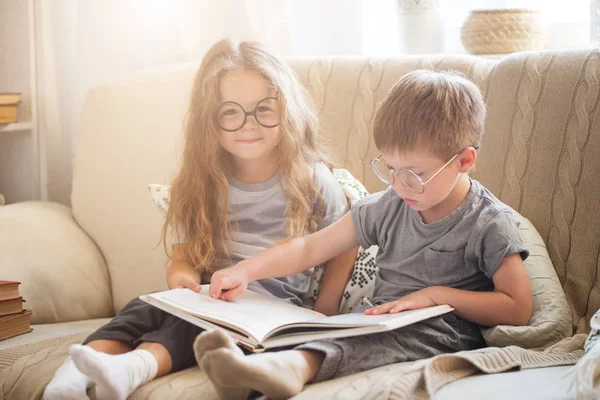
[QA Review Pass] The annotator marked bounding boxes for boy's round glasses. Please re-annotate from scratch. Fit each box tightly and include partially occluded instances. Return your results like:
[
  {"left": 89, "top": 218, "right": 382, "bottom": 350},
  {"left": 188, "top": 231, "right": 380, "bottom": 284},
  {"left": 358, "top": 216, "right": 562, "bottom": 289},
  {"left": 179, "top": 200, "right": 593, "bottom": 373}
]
[
  {"left": 369, "top": 146, "right": 479, "bottom": 194},
  {"left": 214, "top": 97, "right": 280, "bottom": 132}
]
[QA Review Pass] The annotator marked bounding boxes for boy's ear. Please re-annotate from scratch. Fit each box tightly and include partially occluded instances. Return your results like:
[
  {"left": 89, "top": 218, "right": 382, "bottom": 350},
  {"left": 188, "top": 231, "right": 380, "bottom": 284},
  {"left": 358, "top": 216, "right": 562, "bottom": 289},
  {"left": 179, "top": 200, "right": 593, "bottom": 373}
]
[{"left": 458, "top": 147, "right": 477, "bottom": 173}]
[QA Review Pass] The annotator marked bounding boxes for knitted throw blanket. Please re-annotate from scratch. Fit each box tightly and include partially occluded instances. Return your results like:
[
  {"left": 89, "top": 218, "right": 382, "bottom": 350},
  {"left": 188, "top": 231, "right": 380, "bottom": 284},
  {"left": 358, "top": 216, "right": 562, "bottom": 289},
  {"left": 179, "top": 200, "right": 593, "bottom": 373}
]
[
  {"left": 402, "top": 334, "right": 585, "bottom": 399},
  {"left": 295, "top": 334, "right": 586, "bottom": 400},
  {"left": 0, "top": 333, "right": 587, "bottom": 400}
]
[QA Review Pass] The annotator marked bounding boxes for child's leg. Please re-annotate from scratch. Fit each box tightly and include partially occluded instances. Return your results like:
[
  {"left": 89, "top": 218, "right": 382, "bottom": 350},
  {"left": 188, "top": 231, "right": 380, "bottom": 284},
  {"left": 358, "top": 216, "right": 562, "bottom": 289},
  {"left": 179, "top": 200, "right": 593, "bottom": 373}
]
[
  {"left": 44, "top": 298, "right": 174, "bottom": 400},
  {"left": 86, "top": 338, "right": 132, "bottom": 354},
  {"left": 193, "top": 329, "right": 245, "bottom": 364},
  {"left": 200, "top": 346, "right": 322, "bottom": 400},
  {"left": 193, "top": 330, "right": 259, "bottom": 400},
  {"left": 43, "top": 338, "right": 132, "bottom": 400},
  {"left": 42, "top": 356, "right": 93, "bottom": 400},
  {"left": 200, "top": 314, "right": 485, "bottom": 399},
  {"left": 43, "top": 297, "right": 155, "bottom": 400},
  {"left": 69, "top": 343, "right": 159, "bottom": 400},
  {"left": 296, "top": 313, "right": 485, "bottom": 383},
  {"left": 71, "top": 313, "right": 203, "bottom": 400}
]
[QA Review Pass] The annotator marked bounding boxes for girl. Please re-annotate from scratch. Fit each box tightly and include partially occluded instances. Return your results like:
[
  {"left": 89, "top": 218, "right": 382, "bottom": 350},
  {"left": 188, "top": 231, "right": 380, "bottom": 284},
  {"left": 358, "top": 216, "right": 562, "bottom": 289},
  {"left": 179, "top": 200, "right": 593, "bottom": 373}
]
[{"left": 43, "top": 39, "right": 356, "bottom": 400}]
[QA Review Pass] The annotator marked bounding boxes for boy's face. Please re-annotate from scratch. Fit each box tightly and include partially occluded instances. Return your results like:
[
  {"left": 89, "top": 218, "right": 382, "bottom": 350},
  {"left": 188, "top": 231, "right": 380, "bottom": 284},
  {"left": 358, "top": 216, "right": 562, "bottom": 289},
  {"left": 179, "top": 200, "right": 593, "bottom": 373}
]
[{"left": 380, "top": 148, "right": 464, "bottom": 212}]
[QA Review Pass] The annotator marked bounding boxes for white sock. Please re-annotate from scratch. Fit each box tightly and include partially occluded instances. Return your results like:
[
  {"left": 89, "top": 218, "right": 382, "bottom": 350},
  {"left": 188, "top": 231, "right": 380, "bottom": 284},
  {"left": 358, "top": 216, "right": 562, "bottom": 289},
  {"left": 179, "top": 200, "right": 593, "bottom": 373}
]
[
  {"left": 193, "top": 330, "right": 249, "bottom": 400},
  {"left": 43, "top": 356, "right": 93, "bottom": 400},
  {"left": 201, "top": 348, "right": 311, "bottom": 400},
  {"left": 69, "top": 344, "right": 158, "bottom": 400}
]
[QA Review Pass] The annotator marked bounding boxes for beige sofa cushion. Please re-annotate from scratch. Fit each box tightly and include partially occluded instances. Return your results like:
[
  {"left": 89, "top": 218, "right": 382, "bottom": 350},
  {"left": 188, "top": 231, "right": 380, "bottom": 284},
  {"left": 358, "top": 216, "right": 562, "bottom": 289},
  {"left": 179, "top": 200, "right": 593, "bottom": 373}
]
[
  {"left": 0, "top": 202, "right": 113, "bottom": 324},
  {"left": 482, "top": 211, "right": 572, "bottom": 348}
]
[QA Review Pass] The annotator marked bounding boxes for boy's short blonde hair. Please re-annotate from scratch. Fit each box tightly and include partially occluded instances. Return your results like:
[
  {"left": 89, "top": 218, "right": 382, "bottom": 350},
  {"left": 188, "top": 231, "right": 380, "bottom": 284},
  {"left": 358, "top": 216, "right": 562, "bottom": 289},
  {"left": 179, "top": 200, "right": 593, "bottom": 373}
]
[{"left": 373, "top": 70, "right": 486, "bottom": 160}]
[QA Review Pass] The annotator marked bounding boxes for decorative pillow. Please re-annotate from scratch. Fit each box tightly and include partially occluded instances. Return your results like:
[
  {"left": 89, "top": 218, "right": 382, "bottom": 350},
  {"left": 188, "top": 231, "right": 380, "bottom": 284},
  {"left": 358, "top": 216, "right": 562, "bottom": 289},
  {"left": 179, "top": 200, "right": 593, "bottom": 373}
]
[
  {"left": 585, "top": 309, "right": 600, "bottom": 354},
  {"left": 148, "top": 184, "right": 170, "bottom": 218},
  {"left": 573, "top": 308, "right": 600, "bottom": 396},
  {"left": 480, "top": 210, "right": 573, "bottom": 349},
  {"left": 305, "top": 169, "right": 378, "bottom": 313}
]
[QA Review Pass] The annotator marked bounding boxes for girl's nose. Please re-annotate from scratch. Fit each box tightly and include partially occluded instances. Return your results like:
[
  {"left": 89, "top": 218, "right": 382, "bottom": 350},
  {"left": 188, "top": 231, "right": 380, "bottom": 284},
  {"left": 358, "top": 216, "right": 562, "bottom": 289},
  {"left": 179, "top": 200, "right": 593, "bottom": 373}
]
[{"left": 242, "top": 115, "right": 258, "bottom": 130}]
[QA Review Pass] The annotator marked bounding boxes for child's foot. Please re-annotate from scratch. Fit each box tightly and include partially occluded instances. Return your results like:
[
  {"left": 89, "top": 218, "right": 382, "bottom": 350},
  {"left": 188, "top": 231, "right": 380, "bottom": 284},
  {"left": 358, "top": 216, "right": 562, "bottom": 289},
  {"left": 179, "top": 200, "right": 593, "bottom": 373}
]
[
  {"left": 200, "top": 348, "right": 310, "bottom": 400},
  {"left": 193, "top": 329, "right": 244, "bottom": 364},
  {"left": 69, "top": 344, "right": 158, "bottom": 400},
  {"left": 43, "top": 356, "right": 93, "bottom": 400},
  {"left": 193, "top": 330, "right": 249, "bottom": 400}
]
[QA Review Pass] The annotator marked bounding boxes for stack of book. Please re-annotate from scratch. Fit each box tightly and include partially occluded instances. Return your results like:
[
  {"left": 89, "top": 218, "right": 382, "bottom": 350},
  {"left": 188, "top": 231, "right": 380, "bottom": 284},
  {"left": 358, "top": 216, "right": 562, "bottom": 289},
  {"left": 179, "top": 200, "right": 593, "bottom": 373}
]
[
  {"left": 0, "top": 281, "right": 32, "bottom": 341},
  {"left": 0, "top": 93, "right": 22, "bottom": 123}
]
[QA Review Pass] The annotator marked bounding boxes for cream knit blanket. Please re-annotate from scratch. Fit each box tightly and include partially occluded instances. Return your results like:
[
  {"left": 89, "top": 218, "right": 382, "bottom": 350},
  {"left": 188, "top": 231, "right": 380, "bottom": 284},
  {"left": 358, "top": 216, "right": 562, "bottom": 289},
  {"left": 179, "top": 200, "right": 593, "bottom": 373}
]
[{"left": 0, "top": 333, "right": 586, "bottom": 400}]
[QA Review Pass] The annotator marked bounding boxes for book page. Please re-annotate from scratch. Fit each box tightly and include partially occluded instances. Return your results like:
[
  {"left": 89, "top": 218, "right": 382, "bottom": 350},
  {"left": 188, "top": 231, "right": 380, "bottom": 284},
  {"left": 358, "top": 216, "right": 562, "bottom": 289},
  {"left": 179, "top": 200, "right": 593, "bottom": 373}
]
[
  {"left": 266, "top": 305, "right": 454, "bottom": 339},
  {"left": 263, "top": 305, "right": 454, "bottom": 349},
  {"left": 146, "top": 286, "right": 325, "bottom": 342}
]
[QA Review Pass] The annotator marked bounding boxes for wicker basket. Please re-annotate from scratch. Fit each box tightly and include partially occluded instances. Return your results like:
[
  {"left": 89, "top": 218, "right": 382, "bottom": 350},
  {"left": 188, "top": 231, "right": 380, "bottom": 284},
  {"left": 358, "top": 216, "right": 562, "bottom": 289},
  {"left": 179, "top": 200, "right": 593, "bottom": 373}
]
[{"left": 461, "top": 9, "right": 547, "bottom": 55}]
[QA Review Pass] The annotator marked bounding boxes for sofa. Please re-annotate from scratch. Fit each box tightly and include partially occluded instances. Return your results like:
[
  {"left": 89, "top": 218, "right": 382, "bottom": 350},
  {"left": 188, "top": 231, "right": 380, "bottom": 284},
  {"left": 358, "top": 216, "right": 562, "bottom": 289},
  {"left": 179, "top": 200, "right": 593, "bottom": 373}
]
[{"left": 1, "top": 48, "right": 599, "bottom": 399}]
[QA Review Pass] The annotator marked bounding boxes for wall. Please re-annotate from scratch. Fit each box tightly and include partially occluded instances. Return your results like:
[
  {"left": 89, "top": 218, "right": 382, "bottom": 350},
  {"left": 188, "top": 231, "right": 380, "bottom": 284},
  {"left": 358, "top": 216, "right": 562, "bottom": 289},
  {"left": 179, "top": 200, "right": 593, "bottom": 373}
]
[{"left": 0, "top": 0, "right": 33, "bottom": 204}]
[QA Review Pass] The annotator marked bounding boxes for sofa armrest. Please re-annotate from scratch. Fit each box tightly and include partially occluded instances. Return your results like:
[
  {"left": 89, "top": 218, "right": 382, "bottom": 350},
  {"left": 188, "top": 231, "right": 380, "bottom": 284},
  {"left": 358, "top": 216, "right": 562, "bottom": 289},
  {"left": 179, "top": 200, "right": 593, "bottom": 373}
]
[{"left": 0, "top": 201, "right": 113, "bottom": 324}]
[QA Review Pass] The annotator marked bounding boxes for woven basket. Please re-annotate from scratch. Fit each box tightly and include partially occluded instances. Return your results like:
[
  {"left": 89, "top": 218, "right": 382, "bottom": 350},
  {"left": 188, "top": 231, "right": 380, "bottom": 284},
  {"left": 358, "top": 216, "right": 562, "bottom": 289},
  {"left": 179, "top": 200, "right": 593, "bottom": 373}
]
[{"left": 461, "top": 9, "right": 547, "bottom": 55}]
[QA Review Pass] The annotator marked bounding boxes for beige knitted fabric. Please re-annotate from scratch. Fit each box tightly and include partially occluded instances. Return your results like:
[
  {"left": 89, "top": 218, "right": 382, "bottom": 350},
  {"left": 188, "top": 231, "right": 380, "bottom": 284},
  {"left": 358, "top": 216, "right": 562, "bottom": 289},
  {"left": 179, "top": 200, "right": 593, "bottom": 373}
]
[{"left": 0, "top": 332, "right": 585, "bottom": 400}]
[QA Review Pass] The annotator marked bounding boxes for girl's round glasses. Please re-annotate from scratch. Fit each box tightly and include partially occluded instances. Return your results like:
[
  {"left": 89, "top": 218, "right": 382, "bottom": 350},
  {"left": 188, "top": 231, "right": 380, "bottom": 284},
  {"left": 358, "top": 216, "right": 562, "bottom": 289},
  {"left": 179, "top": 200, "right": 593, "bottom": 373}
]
[{"left": 214, "top": 97, "right": 280, "bottom": 132}]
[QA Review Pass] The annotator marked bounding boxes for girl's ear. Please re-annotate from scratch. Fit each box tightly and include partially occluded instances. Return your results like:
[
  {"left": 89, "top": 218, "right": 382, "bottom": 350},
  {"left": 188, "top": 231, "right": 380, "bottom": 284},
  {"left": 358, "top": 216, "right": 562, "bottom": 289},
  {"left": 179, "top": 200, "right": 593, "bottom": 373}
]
[{"left": 458, "top": 147, "right": 477, "bottom": 173}]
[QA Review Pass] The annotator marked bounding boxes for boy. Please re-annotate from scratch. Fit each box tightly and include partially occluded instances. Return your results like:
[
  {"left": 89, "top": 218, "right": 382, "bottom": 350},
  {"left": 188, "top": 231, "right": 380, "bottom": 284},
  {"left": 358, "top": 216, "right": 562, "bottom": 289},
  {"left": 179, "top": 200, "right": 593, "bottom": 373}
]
[{"left": 193, "top": 70, "right": 533, "bottom": 400}]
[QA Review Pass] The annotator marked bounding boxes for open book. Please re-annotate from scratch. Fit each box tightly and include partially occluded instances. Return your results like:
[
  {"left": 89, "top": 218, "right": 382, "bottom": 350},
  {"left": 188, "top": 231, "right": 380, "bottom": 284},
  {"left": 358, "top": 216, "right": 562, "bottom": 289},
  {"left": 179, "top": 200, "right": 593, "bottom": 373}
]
[{"left": 140, "top": 286, "right": 453, "bottom": 353}]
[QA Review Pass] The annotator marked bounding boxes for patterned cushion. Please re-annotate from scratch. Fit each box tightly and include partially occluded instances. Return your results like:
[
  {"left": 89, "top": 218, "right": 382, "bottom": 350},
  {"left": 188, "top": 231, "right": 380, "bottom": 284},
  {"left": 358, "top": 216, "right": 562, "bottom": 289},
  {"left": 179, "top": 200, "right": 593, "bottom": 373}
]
[
  {"left": 585, "top": 309, "right": 600, "bottom": 354},
  {"left": 148, "top": 184, "right": 170, "bottom": 218},
  {"left": 148, "top": 169, "right": 379, "bottom": 314}
]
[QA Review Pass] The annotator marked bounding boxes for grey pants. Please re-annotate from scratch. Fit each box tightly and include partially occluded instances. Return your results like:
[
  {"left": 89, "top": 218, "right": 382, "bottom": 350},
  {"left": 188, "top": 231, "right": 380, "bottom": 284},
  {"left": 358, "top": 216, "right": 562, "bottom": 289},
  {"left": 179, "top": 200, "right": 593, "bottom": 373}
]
[
  {"left": 83, "top": 297, "right": 204, "bottom": 372},
  {"left": 296, "top": 312, "right": 486, "bottom": 382}
]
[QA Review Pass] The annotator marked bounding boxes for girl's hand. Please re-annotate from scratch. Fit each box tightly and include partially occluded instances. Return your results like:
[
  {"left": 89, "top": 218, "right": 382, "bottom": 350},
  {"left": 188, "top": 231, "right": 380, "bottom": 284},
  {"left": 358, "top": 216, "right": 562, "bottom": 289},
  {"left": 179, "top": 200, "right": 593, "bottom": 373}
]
[
  {"left": 167, "top": 271, "right": 202, "bottom": 293},
  {"left": 365, "top": 287, "right": 439, "bottom": 315},
  {"left": 167, "top": 246, "right": 201, "bottom": 292},
  {"left": 209, "top": 265, "right": 249, "bottom": 302}
]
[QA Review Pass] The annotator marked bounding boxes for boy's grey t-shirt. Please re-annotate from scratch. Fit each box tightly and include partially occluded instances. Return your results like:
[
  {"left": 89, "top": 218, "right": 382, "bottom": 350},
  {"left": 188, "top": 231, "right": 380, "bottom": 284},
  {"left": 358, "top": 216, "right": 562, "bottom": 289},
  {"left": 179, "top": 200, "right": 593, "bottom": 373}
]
[
  {"left": 351, "top": 179, "right": 529, "bottom": 305},
  {"left": 217, "top": 162, "right": 348, "bottom": 306}
]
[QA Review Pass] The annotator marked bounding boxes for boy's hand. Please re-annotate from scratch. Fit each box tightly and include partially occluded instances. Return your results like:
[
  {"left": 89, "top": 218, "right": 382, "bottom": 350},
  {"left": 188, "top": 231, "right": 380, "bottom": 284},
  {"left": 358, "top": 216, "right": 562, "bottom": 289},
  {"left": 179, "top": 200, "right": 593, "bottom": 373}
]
[
  {"left": 365, "top": 287, "right": 438, "bottom": 315},
  {"left": 209, "top": 266, "right": 250, "bottom": 302},
  {"left": 167, "top": 271, "right": 202, "bottom": 293}
]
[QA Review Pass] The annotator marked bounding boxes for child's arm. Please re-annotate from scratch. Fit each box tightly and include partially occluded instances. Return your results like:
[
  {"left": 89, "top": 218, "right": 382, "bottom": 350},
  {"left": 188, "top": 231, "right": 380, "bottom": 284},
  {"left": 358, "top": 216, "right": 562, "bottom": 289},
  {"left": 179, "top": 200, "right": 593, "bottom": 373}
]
[
  {"left": 313, "top": 245, "right": 360, "bottom": 316},
  {"left": 366, "top": 253, "right": 532, "bottom": 326},
  {"left": 166, "top": 244, "right": 202, "bottom": 292},
  {"left": 209, "top": 213, "right": 360, "bottom": 301}
]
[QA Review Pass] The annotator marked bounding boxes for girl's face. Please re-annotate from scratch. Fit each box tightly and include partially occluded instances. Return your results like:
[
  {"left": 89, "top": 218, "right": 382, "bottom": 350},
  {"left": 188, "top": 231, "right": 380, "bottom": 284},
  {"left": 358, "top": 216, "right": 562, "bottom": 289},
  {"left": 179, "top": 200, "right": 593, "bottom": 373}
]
[{"left": 217, "top": 68, "right": 282, "bottom": 168}]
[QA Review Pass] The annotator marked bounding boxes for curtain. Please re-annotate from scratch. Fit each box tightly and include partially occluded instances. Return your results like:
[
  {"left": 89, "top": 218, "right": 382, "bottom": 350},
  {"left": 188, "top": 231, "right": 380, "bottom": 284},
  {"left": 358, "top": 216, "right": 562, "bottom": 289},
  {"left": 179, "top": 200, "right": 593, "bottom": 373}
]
[
  {"left": 33, "top": 0, "right": 589, "bottom": 204},
  {"left": 34, "top": 0, "right": 363, "bottom": 204}
]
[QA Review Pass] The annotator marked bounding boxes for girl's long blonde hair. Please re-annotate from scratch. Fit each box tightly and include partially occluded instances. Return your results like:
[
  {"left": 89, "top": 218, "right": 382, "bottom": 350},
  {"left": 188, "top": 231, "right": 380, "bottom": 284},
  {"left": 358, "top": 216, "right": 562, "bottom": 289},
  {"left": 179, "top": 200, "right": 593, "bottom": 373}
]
[{"left": 162, "top": 39, "right": 331, "bottom": 273}]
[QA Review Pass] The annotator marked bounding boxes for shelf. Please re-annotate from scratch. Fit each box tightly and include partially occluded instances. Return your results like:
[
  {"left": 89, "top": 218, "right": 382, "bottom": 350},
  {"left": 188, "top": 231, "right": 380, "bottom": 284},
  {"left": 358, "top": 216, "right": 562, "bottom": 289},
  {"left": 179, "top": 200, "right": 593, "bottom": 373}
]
[{"left": 0, "top": 122, "right": 33, "bottom": 132}]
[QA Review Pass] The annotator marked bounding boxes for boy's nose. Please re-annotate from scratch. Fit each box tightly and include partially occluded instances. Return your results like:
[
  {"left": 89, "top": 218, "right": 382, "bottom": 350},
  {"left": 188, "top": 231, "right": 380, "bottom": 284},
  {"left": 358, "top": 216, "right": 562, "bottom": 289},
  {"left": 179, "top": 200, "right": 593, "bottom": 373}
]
[
  {"left": 394, "top": 181, "right": 415, "bottom": 199},
  {"left": 393, "top": 179, "right": 410, "bottom": 192}
]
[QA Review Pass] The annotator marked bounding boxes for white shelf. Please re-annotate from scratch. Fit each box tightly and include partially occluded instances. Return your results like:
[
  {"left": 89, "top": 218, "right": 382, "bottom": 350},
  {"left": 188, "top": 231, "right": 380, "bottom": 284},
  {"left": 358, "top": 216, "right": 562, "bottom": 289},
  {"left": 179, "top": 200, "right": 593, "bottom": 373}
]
[{"left": 0, "top": 122, "right": 33, "bottom": 132}]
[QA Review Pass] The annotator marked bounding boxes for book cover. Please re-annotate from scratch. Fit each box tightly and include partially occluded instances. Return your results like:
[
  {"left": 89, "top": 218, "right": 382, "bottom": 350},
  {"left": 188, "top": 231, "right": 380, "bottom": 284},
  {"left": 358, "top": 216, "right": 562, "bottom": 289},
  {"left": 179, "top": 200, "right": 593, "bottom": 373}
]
[
  {"left": 0, "top": 280, "right": 21, "bottom": 301},
  {"left": 0, "top": 106, "right": 18, "bottom": 123},
  {"left": 0, "top": 297, "right": 25, "bottom": 317},
  {"left": 0, "top": 309, "right": 32, "bottom": 341},
  {"left": 0, "top": 93, "right": 22, "bottom": 106}
]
